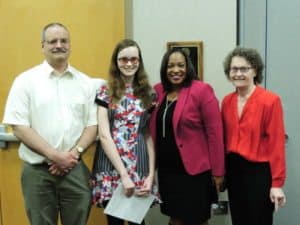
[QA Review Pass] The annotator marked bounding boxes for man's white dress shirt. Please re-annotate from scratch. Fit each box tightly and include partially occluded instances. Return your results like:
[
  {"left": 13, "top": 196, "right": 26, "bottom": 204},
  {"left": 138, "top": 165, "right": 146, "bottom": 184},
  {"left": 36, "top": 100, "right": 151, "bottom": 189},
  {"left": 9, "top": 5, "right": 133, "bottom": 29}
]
[{"left": 3, "top": 61, "right": 97, "bottom": 164}]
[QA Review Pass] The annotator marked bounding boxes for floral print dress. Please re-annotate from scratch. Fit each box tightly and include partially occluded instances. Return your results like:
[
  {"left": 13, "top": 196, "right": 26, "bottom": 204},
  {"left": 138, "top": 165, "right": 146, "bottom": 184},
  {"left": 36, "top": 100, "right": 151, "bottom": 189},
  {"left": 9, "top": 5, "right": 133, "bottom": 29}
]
[{"left": 91, "top": 84, "right": 159, "bottom": 206}]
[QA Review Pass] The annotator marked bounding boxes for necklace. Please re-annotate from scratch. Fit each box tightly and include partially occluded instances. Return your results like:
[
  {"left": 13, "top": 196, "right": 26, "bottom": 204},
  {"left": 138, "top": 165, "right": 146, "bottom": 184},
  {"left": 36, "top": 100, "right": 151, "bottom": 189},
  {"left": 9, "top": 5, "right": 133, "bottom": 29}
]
[{"left": 162, "top": 97, "right": 177, "bottom": 138}]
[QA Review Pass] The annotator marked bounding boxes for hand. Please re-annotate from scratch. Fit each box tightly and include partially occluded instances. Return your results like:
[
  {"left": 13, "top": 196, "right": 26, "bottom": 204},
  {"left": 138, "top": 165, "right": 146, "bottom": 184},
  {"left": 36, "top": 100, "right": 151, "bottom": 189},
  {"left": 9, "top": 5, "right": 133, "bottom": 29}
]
[
  {"left": 270, "top": 187, "right": 286, "bottom": 212},
  {"left": 69, "top": 148, "right": 81, "bottom": 158},
  {"left": 135, "top": 175, "right": 153, "bottom": 197},
  {"left": 120, "top": 173, "right": 135, "bottom": 197},
  {"left": 52, "top": 150, "right": 79, "bottom": 169},
  {"left": 48, "top": 163, "right": 68, "bottom": 176},
  {"left": 213, "top": 176, "right": 224, "bottom": 192}
]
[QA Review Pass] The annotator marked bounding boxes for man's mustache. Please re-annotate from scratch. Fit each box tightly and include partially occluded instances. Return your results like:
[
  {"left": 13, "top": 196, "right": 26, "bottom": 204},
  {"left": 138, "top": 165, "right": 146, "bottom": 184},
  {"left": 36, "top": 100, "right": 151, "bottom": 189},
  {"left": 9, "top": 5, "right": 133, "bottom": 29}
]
[{"left": 52, "top": 48, "right": 67, "bottom": 53}]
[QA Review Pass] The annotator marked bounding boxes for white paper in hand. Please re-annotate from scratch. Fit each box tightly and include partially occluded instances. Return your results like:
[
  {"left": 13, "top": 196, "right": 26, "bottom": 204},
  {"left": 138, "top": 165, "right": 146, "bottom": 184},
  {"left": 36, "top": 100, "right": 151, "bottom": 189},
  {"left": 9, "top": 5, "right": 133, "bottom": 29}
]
[{"left": 104, "top": 184, "right": 155, "bottom": 224}]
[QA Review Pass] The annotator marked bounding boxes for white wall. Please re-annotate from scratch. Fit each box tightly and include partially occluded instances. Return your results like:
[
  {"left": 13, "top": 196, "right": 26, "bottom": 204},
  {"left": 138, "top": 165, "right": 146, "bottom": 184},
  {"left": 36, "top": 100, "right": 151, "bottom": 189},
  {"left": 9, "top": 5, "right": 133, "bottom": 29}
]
[
  {"left": 126, "top": 1, "right": 237, "bottom": 225},
  {"left": 128, "top": 0, "right": 236, "bottom": 100}
]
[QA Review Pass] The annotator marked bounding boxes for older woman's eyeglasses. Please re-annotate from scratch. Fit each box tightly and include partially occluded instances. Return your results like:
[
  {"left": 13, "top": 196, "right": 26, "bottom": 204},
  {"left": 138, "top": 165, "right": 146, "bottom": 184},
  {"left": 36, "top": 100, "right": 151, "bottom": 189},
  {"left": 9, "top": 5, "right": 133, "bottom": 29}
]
[
  {"left": 118, "top": 57, "right": 140, "bottom": 65},
  {"left": 230, "top": 67, "right": 252, "bottom": 73}
]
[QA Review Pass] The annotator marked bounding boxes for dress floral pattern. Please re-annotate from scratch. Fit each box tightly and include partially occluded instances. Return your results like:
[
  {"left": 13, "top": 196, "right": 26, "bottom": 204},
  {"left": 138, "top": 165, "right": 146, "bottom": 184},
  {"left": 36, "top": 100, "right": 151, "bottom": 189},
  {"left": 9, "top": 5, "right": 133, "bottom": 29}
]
[{"left": 91, "top": 84, "right": 160, "bottom": 206}]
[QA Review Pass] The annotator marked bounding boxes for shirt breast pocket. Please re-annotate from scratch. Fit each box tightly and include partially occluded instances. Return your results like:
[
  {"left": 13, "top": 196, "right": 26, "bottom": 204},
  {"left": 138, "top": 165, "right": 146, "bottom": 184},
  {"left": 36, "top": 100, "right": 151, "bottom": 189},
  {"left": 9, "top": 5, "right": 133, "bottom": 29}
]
[{"left": 68, "top": 101, "right": 85, "bottom": 120}]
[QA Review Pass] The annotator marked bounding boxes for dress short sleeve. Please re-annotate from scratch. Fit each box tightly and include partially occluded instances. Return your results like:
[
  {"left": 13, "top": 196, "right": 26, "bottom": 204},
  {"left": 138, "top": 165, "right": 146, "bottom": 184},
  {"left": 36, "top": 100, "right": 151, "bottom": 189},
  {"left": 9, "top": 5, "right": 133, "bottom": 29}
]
[{"left": 95, "top": 85, "right": 109, "bottom": 108}]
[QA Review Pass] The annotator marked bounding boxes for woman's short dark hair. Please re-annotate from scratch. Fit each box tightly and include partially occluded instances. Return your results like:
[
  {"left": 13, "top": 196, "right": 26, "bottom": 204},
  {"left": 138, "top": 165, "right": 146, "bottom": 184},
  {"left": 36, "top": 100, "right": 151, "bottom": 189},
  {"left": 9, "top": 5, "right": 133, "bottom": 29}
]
[
  {"left": 223, "top": 47, "right": 264, "bottom": 84},
  {"left": 160, "top": 48, "right": 198, "bottom": 92}
]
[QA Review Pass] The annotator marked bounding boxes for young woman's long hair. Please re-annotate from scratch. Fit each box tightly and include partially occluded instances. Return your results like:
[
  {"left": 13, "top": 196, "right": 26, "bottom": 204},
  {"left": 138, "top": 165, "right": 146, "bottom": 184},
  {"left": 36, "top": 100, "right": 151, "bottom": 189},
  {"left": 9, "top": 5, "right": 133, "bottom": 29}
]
[{"left": 108, "top": 39, "right": 154, "bottom": 108}]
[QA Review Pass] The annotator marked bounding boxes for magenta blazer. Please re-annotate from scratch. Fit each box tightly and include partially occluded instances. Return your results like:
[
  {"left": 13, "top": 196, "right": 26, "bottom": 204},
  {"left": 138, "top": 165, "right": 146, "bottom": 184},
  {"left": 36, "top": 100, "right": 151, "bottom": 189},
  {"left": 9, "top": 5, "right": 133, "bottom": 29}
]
[{"left": 150, "top": 81, "right": 225, "bottom": 176}]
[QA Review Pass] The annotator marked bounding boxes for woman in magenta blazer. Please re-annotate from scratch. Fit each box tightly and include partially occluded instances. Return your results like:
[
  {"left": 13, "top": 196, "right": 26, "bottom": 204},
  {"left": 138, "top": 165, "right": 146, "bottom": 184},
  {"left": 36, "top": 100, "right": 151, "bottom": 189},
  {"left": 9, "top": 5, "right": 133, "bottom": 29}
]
[{"left": 150, "top": 48, "right": 225, "bottom": 225}]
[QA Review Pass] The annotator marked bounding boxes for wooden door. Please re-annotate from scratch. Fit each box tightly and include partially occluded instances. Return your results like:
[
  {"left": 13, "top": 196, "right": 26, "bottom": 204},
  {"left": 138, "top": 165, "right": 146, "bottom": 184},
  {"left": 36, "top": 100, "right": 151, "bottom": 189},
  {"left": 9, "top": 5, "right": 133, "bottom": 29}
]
[{"left": 0, "top": 1, "right": 124, "bottom": 224}]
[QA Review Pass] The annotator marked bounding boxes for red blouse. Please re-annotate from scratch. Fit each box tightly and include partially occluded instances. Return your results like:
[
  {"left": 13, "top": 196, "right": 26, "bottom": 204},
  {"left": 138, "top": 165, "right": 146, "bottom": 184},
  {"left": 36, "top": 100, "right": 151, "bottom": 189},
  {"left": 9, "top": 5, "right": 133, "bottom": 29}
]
[{"left": 221, "top": 86, "right": 286, "bottom": 187}]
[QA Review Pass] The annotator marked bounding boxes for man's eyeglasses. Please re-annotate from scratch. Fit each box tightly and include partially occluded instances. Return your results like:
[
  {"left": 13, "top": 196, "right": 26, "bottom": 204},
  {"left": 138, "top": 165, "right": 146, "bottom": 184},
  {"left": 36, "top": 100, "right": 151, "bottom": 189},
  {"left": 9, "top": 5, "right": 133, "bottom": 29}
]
[
  {"left": 118, "top": 57, "right": 140, "bottom": 65},
  {"left": 44, "top": 38, "right": 69, "bottom": 45},
  {"left": 230, "top": 67, "right": 252, "bottom": 73}
]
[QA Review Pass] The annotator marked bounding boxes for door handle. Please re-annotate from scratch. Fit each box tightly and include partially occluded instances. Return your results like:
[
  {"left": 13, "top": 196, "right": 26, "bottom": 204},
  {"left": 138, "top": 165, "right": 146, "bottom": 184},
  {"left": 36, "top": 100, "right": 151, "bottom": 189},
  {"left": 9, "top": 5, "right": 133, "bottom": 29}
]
[{"left": 0, "top": 124, "right": 19, "bottom": 149}]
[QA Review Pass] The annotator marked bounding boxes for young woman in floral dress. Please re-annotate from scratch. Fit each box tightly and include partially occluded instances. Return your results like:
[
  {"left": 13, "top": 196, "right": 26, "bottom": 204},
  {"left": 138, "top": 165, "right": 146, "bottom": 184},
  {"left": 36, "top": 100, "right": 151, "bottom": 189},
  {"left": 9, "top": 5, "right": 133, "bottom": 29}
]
[{"left": 91, "top": 39, "right": 159, "bottom": 225}]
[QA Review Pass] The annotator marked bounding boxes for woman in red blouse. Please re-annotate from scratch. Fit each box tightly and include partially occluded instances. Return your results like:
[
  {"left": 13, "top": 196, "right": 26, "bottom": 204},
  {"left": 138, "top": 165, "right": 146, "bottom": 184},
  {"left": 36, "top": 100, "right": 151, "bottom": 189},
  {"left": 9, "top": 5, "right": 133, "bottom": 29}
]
[{"left": 222, "top": 47, "right": 286, "bottom": 225}]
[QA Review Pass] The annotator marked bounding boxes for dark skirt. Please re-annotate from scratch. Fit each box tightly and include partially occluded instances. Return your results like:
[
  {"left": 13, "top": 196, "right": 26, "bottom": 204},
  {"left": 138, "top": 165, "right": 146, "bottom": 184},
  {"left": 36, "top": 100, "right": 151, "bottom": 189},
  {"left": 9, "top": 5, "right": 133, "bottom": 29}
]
[
  {"left": 158, "top": 170, "right": 212, "bottom": 224},
  {"left": 226, "top": 153, "right": 274, "bottom": 225},
  {"left": 155, "top": 98, "right": 213, "bottom": 224}
]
